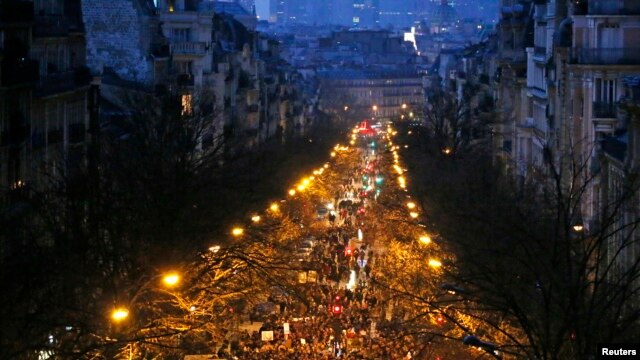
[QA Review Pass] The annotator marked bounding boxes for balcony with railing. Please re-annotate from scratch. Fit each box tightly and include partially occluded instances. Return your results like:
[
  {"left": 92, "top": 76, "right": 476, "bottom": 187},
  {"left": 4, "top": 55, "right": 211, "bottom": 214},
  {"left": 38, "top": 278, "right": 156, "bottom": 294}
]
[
  {"left": 570, "top": 48, "right": 640, "bottom": 65},
  {"left": 177, "top": 73, "right": 195, "bottom": 87},
  {"left": 592, "top": 102, "right": 617, "bottom": 119},
  {"left": 588, "top": 0, "right": 640, "bottom": 15},
  {"left": 170, "top": 42, "right": 207, "bottom": 57},
  {"left": 534, "top": 46, "right": 546, "bottom": 58},
  {"left": 35, "top": 67, "right": 92, "bottom": 98}
]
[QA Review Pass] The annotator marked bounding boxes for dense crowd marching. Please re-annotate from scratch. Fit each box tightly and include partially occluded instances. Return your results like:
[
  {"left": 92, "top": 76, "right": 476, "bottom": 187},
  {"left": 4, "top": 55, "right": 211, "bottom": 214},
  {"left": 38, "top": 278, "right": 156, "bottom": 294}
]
[{"left": 213, "top": 139, "right": 420, "bottom": 360}]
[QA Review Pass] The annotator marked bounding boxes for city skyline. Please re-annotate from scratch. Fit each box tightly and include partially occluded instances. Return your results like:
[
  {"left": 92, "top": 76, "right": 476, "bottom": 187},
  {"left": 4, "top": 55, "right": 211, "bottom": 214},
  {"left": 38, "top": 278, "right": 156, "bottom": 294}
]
[{"left": 256, "top": 0, "right": 498, "bottom": 25}]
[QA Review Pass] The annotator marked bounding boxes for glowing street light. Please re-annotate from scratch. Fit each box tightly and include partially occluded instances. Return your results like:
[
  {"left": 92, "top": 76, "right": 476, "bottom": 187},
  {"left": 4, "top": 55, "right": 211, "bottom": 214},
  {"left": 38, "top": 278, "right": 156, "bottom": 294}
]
[
  {"left": 330, "top": 151, "right": 336, "bottom": 157},
  {"left": 231, "top": 227, "right": 244, "bottom": 237},
  {"left": 409, "top": 211, "right": 419, "bottom": 218},
  {"left": 162, "top": 272, "right": 180, "bottom": 287},
  {"left": 428, "top": 259, "right": 442, "bottom": 268},
  {"left": 407, "top": 202, "right": 416, "bottom": 209},
  {"left": 372, "top": 105, "right": 378, "bottom": 111},
  {"left": 111, "top": 308, "right": 129, "bottom": 322},
  {"left": 289, "top": 189, "right": 296, "bottom": 196},
  {"left": 251, "top": 215, "right": 261, "bottom": 223},
  {"left": 209, "top": 245, "right": 221, "bottom": 253},
  {"left": 402, "top": 103, "right": 407, "bottom": 109},
  {"left": 419, "top": 235, "right": 432, "bottom": 245},
  {"left": 269, "top": 203, "right": 279, "bottom": 212},
  {"left": 572, "top": 224, "right": 584, "bottom": 232}
]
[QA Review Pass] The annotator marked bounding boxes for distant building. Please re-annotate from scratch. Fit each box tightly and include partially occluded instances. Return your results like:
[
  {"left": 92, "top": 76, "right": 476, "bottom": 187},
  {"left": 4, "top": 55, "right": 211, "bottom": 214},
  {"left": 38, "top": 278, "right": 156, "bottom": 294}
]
[{"left": 318, "top": 68, "right": 424, "bottom": 121}]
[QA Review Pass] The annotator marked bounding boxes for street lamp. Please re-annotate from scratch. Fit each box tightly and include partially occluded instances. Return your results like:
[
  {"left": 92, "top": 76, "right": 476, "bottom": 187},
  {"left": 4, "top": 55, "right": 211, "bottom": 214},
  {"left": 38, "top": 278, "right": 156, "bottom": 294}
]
[
  {"left": 440, "top": 283, "right": 465, "bottom": 295},
  {"left": 419, "top": 235, "right": 432, "bottom": 245},
  {"left": 428, "top": 259, "right": 442, "bottom": 268},
  {"left": 463, "top": 335, "right": 500, "bottom": 359},
  {"left": 409, "top": 211, "right": 419, "bottom": 219},
  {"left": 162, "top": 273, "right": 180, "bottom": 287},
  {"left": 111, "top": 308, "right": 129, "bottom": 322},
  {"left": 269, "top": 203, "right": 279, "bottom": 212},
  {"left": 407, "top": 202, "right": 416, "bottom": 209},
  {"left": 231, "top": 227, "right": 244, "bottom": 237},
  {"left": 251, "top": 215, "right": 261, "bottom": 223},
  {"left": 402, "top": 103, "right": 407, "bottom": 109}
]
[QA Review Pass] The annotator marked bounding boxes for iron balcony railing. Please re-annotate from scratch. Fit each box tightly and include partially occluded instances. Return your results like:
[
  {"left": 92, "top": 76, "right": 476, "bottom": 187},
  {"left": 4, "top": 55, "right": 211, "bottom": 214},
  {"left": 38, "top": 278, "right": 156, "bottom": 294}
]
[
  {"left": 588, "top": 0, "right": 640, "bottom": 15},
  {"left": 170, "top": 42, "right": 207, "bottom": 56},
  {"left": 592, "top": 101, "right": 617, "bottom": 119},
  {"left": 570, "top": 48, "right": 640, "bottom": 65}
]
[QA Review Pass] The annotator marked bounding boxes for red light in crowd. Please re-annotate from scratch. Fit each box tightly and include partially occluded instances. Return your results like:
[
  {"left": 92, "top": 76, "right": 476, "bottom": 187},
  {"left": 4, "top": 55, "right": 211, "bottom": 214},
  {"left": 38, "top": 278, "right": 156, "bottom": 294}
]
[
  {"left": 345, "top": 248, "right": 353, "bottom": 256},
  {"left": 436, "top": 315, "right": 444, "bottom": 325},
  {"left": 335, "top": 296, "right": 340, "bottom": 301},
  {"left": 333, "top": 305, "right": 342, "bottom": 314}
]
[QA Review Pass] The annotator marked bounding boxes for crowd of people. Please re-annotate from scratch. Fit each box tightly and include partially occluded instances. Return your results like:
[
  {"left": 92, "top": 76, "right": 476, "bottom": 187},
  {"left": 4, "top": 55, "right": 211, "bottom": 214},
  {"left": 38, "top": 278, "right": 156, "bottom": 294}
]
[{"left": 216, "top": 141, "right": 420, "bottom": 359}]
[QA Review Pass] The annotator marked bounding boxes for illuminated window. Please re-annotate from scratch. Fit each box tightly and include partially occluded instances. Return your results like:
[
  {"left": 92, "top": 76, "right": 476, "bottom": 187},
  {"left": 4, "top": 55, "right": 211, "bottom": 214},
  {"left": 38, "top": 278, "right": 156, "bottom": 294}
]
[{"left": 181, "top": 94, "right": 192, "bottom": 115}]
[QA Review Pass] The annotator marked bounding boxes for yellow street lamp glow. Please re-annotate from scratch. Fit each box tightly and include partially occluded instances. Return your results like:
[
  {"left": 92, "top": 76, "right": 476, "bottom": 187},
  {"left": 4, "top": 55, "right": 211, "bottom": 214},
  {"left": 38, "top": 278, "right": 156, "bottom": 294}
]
[
  {"left": 269, "top": 203, "right": 279, "bottom": 212},
  {"left": 428, "top": 259, "right": 442, "bottom": 268},
  {"left": 324, "top": 164, "right": 329, "bottom": 168},
  {"left": 572, "top": 224, "right": 584, "bottom": 232},
  {"left": 309, "top": 176, "right": 315, "bottom": 180},
  {"left": 330, "top": 152, "right": 336, "bottom": 157},
  {"left": 289, "top": 189, "right": 296, "bottom": 196},
  {"left": 163, "top": 272, "right": 180, "bottom": 287},
  {"left": 296, "top": 184, "right": 306, "bottom": 192},
  {"left": 251, "top": 215, "right": 261, "bottom": 223},
  {"left": 419, "top": 235, "right": 432, "bottom": 245},
  {"left": 350, "top": 140, "right": 355, "bottom": 145},
  {"left": 372, "top": 105, "right": 378, "bottom": 111},
  {"left": 409, "top": 211, "right": 419, "bottom": 218},
  {"left": 111, "top": 308, "right": 129, "bottom": 322},
  {"left": 231, "top": 227, "right": 244, "bottom": 236},
  {"left": 443, "top": 147, "right": 452, "bottom": 155},
  {"left": 209, "top": 245, "right": 221, "bottom": 253},
  {"left": 402, "top": 103, "right": 407, "bottom": 109},
  {"left": 407, "top": 202, "right": 416, "bottom": 209},
  {"left": 313, "top": 170, "right": 319, "bottom": 175},
  {"left": 302, "top": 178, "right": 311, "bottom": 186}
]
